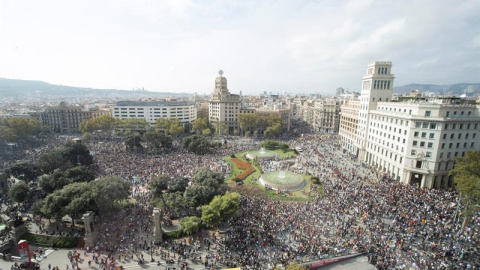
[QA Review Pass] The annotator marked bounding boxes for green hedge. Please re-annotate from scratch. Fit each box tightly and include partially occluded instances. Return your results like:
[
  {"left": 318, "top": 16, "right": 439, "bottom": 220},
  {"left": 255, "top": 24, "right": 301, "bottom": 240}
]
[
  {"left": 163, "top": 230, "right": 183, "bottom": 239},
  {"left": 22, "top": 233, "right": 80, "bottom": 248}
]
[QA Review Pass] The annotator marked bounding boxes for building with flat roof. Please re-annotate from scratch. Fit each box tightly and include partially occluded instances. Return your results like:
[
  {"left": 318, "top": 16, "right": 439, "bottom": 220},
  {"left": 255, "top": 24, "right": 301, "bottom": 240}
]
[
  {"left": 112, "top": 100, "right": 196, "bottom": 126},
  {"left": 339, "top": 62, "right": 480, "bottom": 188},
  {"left": 34, "top": 102, "right": 109, "bottom": 133}
]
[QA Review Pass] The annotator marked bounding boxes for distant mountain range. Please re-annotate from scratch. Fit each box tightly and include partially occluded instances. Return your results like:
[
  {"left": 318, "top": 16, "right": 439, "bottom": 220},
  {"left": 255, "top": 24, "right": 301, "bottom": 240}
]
[
  {"left": 1, "top": 78, "right": 479, "bottom": 98},
  {"left": 0, "top": 78, "right": 192, "bottom": 98},
  {"left": 393, "top": 83, "right": 480, "bottom": 96}
]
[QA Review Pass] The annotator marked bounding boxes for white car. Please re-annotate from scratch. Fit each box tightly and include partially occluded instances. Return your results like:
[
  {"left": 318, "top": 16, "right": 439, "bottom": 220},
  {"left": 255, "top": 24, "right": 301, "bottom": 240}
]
[{"left": 295, "top": 147, "right": 303, "bottom": 152}]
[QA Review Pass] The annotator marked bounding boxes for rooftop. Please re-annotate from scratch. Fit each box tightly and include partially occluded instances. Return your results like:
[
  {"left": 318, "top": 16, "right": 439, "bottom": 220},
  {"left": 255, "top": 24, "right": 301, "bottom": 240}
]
[{"left": 115, "top": 100, "right": 194, "bottom": 107}]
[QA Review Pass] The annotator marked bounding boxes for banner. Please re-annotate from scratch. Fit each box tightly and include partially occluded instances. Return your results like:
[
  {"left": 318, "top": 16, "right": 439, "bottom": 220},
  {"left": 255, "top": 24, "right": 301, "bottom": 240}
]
[{"left": 18, "top": 240, "right": 31, "bottom": 265}]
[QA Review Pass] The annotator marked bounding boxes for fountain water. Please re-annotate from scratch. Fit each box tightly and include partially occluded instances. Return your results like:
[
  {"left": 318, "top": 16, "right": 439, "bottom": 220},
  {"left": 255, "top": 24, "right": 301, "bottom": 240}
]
[
  {"left": 260, "top": 147, "right": 266, "bottom": 154},
  {"left": 279, "top": 170, "right": 286, "bottom": 179}
]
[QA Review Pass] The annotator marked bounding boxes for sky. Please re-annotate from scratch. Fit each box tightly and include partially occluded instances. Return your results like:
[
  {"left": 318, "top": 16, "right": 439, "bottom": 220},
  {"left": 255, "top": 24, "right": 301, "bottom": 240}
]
[{"left": 0, "top": 0, "right": 479, "bottom": 95}]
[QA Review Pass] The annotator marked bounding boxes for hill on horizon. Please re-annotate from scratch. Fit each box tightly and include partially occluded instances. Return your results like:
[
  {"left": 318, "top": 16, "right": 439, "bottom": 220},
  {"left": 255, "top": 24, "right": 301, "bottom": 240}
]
[
  {"left": 393, "top": 83, "right": 480, "bottom": 96},
  {"left": 0, "top": 77, "right": 192, "bottom": 98}
]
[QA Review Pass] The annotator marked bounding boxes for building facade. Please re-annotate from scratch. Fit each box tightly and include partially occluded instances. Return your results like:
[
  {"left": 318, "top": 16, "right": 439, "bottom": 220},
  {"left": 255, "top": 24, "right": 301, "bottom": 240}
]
[
  {"left": 208, "top": 72, "right": 241, "bottom": 133},
  {"left": 339, "top": 62, "right": 480, "bottom": 188},
  {"left": 112, "top": 101, "right": 197, "bottom": 126},
  {"left": 36, "top": 103, "right": 109, "bottom": 133}
]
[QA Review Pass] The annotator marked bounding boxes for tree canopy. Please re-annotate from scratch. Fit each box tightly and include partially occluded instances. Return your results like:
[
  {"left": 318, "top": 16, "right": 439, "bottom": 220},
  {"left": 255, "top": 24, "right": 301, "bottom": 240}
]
[
  {"left": 156, "top": 117, "right": 184, "bottom": 136},
  {"left": 5, "top": 161, "right": 40, "bottom": 183},
  {"left": 201, "top": 192, "right": 240, "bottom": 228},
  {"left": 450, "top": 151, "right": 480, "bottom": 225},
  {"left": 192, "top": 118, "right": 209, "bottom": 134},
  {"left": 0, "top": 117, "right": 46, "bottom": 143},
  {"left": 79, "top": 115, "right": 117, "bottom": 135},
  {"left": 9, "top": 181, "right": 30, "bottom": 203},
  {"left": 182, "top": 135, "right": 212, "bottom": 155},
  {"left": 143, "top": 129, "right": 172, "bottom": 152}
]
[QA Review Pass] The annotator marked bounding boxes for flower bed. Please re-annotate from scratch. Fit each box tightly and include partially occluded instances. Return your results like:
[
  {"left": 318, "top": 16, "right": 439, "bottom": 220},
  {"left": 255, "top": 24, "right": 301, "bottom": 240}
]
[{"left": 231, "top": 158, "right": 256, "bottom": 180}]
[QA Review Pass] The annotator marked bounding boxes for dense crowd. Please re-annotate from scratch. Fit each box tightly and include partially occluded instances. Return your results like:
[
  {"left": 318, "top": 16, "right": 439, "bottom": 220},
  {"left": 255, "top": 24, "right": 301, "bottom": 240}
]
[{"left": 2, "top": 131, "right": 479, "bottom": 269}]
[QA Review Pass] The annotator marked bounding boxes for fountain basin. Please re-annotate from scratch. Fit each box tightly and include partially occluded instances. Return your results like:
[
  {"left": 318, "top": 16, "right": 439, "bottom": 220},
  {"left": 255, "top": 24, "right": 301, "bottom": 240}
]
[
  {"left": 246, "top": 148, "right": 277, "bottom": 159},
  {"left": 259, "top": 170, "right": 306, "bottom": 191}
]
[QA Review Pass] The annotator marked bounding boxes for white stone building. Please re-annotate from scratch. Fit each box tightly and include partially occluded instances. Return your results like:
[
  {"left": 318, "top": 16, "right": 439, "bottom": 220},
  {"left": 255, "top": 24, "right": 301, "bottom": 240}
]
[
  {"left": 208, "top": 72, "right": 241, "bottom": 133},
  {"left": 339, "top": 62, "right": 480, "bottom": 188},
  {"left": 112, "top": 101, "right": 197, "bottom": 126}
]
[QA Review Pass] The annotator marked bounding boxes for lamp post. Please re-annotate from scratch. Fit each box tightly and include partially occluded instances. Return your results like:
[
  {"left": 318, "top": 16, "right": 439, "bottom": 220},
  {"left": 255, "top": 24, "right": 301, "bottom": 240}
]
[{"left": 151, "top": 241, "right": 155, "bottom": 262}]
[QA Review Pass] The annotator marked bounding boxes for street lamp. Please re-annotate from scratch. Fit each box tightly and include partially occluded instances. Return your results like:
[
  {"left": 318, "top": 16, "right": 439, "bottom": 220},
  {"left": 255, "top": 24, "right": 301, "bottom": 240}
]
[{"left": 151, "top": 241, "right": 155, "bottom": 262}]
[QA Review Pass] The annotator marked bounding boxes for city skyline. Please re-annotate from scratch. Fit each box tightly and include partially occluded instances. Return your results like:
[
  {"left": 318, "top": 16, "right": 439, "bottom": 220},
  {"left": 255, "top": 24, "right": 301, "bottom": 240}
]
[{"left": 0, "top": 0, "right": 479, "bottom": 95}]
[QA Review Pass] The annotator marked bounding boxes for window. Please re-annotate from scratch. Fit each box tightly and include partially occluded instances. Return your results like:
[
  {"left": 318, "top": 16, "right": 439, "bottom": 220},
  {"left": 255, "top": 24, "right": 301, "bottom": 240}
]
[
  {"left": 445, "top": 124, "right": 448, "bottom": 130},
  {"left": 413, "top": 141, "right": 418, "bottom": 146},
  {"left": 416, "top": 161, "right": 422, "bottom": 168},
  {"left": 428, "top": 142, "right": 433, "bottom": 148},
  {"left": 426, "top": 152, "right": 432, "bottom": 157},
  {"left": 443, "top": 134, "right": 447, "bottom": 140},
  {"left": 411, "top": 150, "right": 417, "bottom": 155},
  {"left": 446, "top": 111, "right": 450, "bottom": 117},
  {"left": 440, "top": 152, "right": 443, "bottom": 158},
  {"left": 420, "top": 141, "right": 426, "bottom": 147},
  {"left": 429, "top": 133, "right": 435, "bottom": 139},
  {"left": 430, "top": 123, "right": 436, "bottom": 129},
  {"left": 458, "top": 134, "right": 462, "bottom": 139},
  {"left": 449, "top": 143, "right": 452, "bottom": 149},
  {"left": 415, "top": 122, "right": 421, "bottom": 128},
  {"left": 441, "top": 143, "right": 445, "bottom": 149},
  {"left": 421, "top": 132, "right": 427, "bottom": 138},
  {"left": 425, "top": 111, "right": 431, "bottom": 116},
  {"left": 466, "top": 133, "right": 469, "bottom": 139},
  {"left": 414, "top": 131, "right": 419, "bottom": 137},
  {"left": 423, "top": 122, "right": 429, "bottom": 128},
  {"left": 450, "top": 134, "right": 454, "bottom": 139},
  {"left": 472, "top": 142, "right": 475, "bottom": 148}
]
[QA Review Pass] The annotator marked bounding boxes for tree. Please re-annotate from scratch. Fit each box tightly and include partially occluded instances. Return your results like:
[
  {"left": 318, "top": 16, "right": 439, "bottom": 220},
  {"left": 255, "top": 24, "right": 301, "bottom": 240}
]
[
  {"left": 62, "top": 142, "right": 94, "bottom": 167},
  {"left": 79, "top": 115, "right": 117, "bottom": 135},
  {"left": 450, "top": 151, "right": 480, "bottom": 227},
  {"left": 238, "top": 114, "right": 258, "bottom": 136},
  {"left": 179, "top": 216, "right": 201, "bottom": 235},
  {"left": 184, "top": 185, "right": 216, "bottom": 208},
  {"left": 5, "top": 161, "right": 40, "bottom": 183},
  {"left": 143, "top": 130, "right": 172, "bottom": 152},
  {"left": 117, "top": 118, "right": 149, "bottom": 132},
  {"left": 150, "top": 175, "right": 170, "bottom": 209},
  {"left": 156, "top": 117, "right": 184, "bottom": 136},
  {"left": 182, "top": 135, "right": 212, "bottom": 155},
  {"left": 3, "top": 117, "right": 43, "bottom": 141},
  {"left": 91, "top": 177, "right": 131, "bottom": 214},
  {"left": 41, "top": 182, "right": 96, "bottom": 223},
  {"left": 192, "top": 168, "right": 224, "bottom": 188},
  {"left": 202, "top": 128, "right": 211, "bottom": 136},
  {"left": 124, "top": 132, "right": 143, "bottom": 151},
  {"left": 162, "top": 192, "right": 190, "bottom": 217},
  {"left": 9, "top": 181, "right": 30, "bottom": 203},
  {"left": 169, "top": 177, "right": 190, "bottom": 193},
  {"left": 192, "top": 118, "right": 209, "bottom": 134},
  {"left": 201, "top": 192, "right": 240, "bottom": 228},
  {"left": 36, "top": 150, "right": 70, "bottom": 174}
]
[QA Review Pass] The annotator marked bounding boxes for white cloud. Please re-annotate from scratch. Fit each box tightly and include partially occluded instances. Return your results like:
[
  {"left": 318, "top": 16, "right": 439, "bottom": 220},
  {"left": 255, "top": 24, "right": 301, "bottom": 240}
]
[{"left": 0, "top": 0, "right": 478, "bottom": 95}]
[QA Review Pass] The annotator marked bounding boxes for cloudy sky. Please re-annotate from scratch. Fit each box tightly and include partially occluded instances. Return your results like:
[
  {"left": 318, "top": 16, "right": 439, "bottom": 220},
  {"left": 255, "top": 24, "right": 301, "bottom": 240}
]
[{"left": 0, "top": 0, "right": 478, "bottom": 95}]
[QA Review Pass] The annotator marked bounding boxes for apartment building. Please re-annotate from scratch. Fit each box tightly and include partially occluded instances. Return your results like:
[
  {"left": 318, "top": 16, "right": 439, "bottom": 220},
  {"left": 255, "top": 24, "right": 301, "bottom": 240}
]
[
  {"left": 112, "top": 101, "right": 197, "bottom": 126},
  {"left": 339, "top": 62, "right": 480, "bottom": 188}
]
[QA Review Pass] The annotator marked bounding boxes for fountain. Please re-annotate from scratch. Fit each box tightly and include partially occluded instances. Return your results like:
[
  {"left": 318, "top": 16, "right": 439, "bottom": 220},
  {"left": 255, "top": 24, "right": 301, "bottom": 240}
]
[
  {"left": 246, "top": 147, "right": 276, "bottom": 159},
  {"left": 259, "top": 170, "right": 306, "bottom": 191}
]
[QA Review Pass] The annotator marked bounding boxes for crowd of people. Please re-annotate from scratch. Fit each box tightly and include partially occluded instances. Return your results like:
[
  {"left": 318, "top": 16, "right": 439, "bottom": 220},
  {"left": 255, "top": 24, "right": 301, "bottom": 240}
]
[{"left": 1, "top": 131, "right": 479, "bottom": 269}]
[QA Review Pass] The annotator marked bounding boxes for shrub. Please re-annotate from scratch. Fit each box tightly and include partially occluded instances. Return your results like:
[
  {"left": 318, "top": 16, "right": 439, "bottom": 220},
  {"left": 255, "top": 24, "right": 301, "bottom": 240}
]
[
  {"left": 231, "top": 158, "right": 256, "bottom": 181},
  {"left": 230, "top": 153, "right": 236, "bottom": 158},
  {"left": 22, "top": 233, "right": 80, "bottom": 248},
  {"left": 260, "top": 140, "right": 280, "bottom": 149},
  {"left": 163, "top": 230, "right": 183, "bottom": 239}
]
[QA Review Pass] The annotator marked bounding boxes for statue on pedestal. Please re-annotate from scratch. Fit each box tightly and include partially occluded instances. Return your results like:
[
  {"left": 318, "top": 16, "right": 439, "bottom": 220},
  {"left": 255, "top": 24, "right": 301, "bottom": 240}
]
[{"left": 153, "top": 208, "right": 163, "bottom": 243}]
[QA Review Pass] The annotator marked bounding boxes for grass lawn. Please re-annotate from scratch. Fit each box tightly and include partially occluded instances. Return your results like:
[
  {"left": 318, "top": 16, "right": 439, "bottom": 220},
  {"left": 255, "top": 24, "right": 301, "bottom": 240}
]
[{"left": 223, "top": 149, "right": 323, "bottom": 202}]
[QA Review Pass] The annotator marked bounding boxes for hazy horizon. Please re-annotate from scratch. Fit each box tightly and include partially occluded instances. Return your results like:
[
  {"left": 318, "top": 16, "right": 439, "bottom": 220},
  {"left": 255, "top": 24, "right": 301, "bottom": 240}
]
[{"left": 0, "top": 0, "right": 479, "bottom": 95}]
